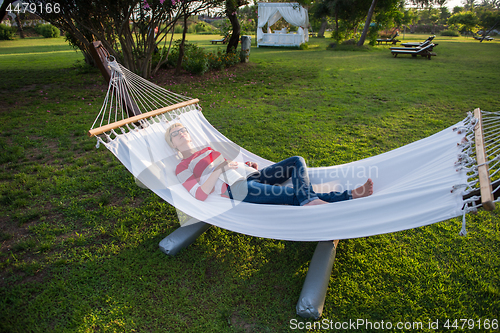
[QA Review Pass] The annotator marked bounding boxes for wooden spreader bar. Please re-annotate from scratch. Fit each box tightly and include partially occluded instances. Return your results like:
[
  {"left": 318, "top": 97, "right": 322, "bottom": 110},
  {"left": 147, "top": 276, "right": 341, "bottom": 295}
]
[
  {"left": 473, "top": 108, "right": 495, "bottom": 211},
  {"left": 88, "top": 98, "right": 199, "bottom": 137}
]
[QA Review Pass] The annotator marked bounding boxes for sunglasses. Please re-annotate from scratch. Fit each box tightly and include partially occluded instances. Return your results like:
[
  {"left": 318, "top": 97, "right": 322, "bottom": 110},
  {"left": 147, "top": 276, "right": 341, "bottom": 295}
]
[{"left": 170, "top": 127, "right": 188, "bottom": 138}]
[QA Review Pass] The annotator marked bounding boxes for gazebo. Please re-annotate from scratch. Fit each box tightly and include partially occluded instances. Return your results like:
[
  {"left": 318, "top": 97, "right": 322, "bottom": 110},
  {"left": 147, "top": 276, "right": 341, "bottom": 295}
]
[{"left": 257, "top": 2, "right": 309, "bottom": 47}]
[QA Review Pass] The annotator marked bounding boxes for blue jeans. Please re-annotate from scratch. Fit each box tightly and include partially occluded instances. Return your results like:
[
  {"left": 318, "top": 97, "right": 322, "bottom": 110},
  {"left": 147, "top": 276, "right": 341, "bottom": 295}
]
[{"left": 225, "top": 156, "right": 352, "bottom": 206}]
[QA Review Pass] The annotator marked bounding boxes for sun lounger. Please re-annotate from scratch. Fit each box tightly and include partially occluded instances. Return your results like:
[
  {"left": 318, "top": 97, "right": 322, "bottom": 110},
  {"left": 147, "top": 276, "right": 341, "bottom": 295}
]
[
  {"left": 388, "top": 39, "right": 433, "bottom": 51},
  {"left": 376, "top": 32, "right": 400, "bottom": 45},
  {"left": 400, "top": 35, "right": 435, "bottom": 48},
  {"left": 474, "top": 35, "right": 494, "bottom": 41},
  {"left": 390, "top": 43, "right": 438, "bottom": 60},
  {"left": 211, "top": 32, "right": 231, "bottom": 44}
]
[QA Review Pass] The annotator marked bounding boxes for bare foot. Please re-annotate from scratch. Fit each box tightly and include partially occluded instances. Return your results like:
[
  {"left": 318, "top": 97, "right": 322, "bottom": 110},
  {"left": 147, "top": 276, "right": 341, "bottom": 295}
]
[
  {"left": 303, "top": 198, "right": 329, "bottom": 206},
  {"left": 352, "top": 178, "right": 374, "bottom": 199}
]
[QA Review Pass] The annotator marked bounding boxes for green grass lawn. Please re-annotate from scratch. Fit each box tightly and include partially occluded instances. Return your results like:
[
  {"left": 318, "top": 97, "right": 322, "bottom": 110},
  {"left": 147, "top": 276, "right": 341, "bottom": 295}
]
[{"left": 0, "top": 34, "right": 499, "bottom": 333}]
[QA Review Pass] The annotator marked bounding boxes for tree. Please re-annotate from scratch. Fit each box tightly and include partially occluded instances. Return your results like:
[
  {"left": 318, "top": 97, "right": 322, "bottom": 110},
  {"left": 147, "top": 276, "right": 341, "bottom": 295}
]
[
  {"left": 448, "top": 11, "right": 479, "bottom": 35},
  {"left": 30, "top": 0, "right": 222, "bottom": 78},
  {"left": 407, "top": 0, "right": 439, "bottom": 8},
  {"left": 312, "top": 1, "right": 332, "bottom": 37},
  {"left": 14, "top": 13, "right": 24, "bottom": 39},
  {"left": 464, "top": 0, "right": 477, "bottom": 11},
  {"left": 357, "top": 0, "right": 402, "bottom": 46},
  {"left": 439, "top": 7, "right": 452, "bottom": 23},
  {"left": 357, "top": 0, "right": 378, "bottom": 46},
  {"left": 476, "top": 6, "right": 500, "bottom": 37},
  {"left": 225, "top": 0, "right": 249, "bottom": 53},
  {"left": 316, "top": 0, "right": 376, "bottom": 42}
]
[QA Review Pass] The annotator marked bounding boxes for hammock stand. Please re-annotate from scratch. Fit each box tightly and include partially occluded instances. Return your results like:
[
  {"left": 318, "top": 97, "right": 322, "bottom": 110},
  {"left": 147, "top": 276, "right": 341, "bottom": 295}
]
[{"left": 87, "top": 43, "right": 498, "bottom": 319}]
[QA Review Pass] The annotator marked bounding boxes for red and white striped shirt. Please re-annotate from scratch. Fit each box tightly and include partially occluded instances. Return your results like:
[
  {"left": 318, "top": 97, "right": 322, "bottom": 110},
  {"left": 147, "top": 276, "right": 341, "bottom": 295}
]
[{"left": 175, "top": 147, "right": 229, "bottom": 201}]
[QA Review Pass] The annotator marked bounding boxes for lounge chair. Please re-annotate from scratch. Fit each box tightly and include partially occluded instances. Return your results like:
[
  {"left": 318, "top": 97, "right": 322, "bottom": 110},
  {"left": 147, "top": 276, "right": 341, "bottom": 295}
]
[
  {"left": 390, "top": 43, "right": 438, "bottom": 60},
  {"left": 210, "top": 32, "right": 231, "bottom": 44},
  {"left": 474, "top": 35, "right": 494, "bottom": 41},
  {"left": 376, "top": 32, "right": 400, "bottom": 45},
  {"left": 388, "top": 39, "right": 433, "bottom": 51},
  {"left": 400, "top": 35, "right": 435, "bottom": 48}
]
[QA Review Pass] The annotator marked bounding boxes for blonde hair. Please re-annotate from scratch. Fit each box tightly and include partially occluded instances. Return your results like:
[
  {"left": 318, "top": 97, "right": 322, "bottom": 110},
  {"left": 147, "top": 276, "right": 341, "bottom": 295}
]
[{"left": 165, "top": 123, "right": 184, "bottom": 149}]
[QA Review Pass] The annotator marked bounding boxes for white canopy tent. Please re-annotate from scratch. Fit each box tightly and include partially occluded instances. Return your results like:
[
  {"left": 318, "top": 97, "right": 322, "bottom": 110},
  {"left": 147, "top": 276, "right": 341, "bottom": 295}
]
[{"left": 257, "top": 2, "right": 309, "bottom": 47}]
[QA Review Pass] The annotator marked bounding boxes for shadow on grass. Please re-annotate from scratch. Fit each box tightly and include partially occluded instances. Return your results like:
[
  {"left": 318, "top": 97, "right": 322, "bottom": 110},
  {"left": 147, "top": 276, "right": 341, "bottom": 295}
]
[{"left": 0, "top": 226, "right": 318, "bottom": 332}]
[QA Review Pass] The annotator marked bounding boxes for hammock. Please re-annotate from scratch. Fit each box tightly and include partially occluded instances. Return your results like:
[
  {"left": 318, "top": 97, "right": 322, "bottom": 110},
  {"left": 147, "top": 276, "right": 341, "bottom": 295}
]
[{"left": 89, "top": 58, "right": 499, "bottom": 241}]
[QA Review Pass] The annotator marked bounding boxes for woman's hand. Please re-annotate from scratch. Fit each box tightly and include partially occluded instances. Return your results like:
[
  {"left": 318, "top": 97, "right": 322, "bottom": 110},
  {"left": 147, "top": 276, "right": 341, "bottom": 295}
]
[
  {"left": 245, "top": 161, "right": 258, "bottom": 170},
  {"left": 225, "top": 161, "right": 238, "bottom": 171}
]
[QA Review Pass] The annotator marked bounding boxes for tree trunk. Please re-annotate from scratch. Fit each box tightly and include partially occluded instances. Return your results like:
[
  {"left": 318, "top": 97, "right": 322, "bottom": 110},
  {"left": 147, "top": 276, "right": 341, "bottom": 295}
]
[
  {"left": 175, "top": 14, "right": 188, "bottom": 76},
  {"left": 15, "top": 14, "right": 24, "bottom": 38},
  {"left": 317, "top": 19, "right": 328, "bottom": 38},
  {"left": 357, "top": 0, "right": 378, "bottom": 46},
  {"left": 140, "top": 21, "right": 156, "bottom": 78},
  {"left": 226, "top": 12, "right": 240, "bottom": 53}
]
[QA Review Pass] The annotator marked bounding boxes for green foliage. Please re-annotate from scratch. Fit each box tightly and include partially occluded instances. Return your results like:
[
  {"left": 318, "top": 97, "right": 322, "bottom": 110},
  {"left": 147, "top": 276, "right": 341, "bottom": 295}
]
[
  {"left": 240, "top": 18, "right": 256, "bottom": 35},
  {"left": 174, "top": 24, "right": 184, "bottom": 34},
  {"left": 174, "top": 20, "right": 218, "bottom": 35},
  {"left": 476, "top": 8, "right": 500, "bottom": 34},
  {"left": 0, "top": 24, "right": 15, "bottom": 40},
  {"left": 194, "top": 21, "right": 216, "bottom": 33},
  {"left": 35, "top": 24, "right": 59, "bottom": 38},
  {"left": 219, "top": 18, "right": 233, "bottom": 37},
  {"left": 441, "top": 29, "right": 461, "bottom": 36},
  {"left": 165, "top": 40, "right": 240, "bottom": 75},
  {"left": 183, "top": 43, "right": 209, "bottom": 75},
  {"left": 368, "top": 26, "right": 379, "bottom": 46},
  {"left": 418, "top": 7, "right": 442, "bottom": 25},
  {"left": 208, "top": 49, "right": 240, "bottom": 69},
  {"left": 299, "top": 42, "right": 309, "bottom": 50},
  {"left": 448, "top": 11, "right": 478, "bottom": 34},
  {"left": 439, "top": 6, "right": 452, "bottom": 23}
]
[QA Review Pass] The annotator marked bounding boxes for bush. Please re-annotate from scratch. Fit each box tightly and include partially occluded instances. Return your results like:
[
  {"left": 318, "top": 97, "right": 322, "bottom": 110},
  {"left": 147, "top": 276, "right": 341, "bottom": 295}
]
[
  {"left": 163, "top": 40, "right": 240, "bottom": 75},
  {"left": 206, "top": 49, "right": 239, "bottom": 71},
  {"left": 0, "top": 24, "right": 15, "bottom": 40},
  {"left": 368, "top": 27, "right": 379, "bottom": 46},
  {"left": 183, "top": 43, "right": 208, "bottom": 75},
  {"left": 341, "top": 38, "right": 357, "bottom": 45},
  {"left": 220, "top": 50, "right": 240, "bottom": 67},
  {"left": 174, "top": 25, "right": 184, "bottom": 34},
  {"left": 194, "top": 22, "right": 215, "bottom": 33},
  {"left": 299, "top": 43, "right": 309, "bottom": 50},
  {"left": 35, "top": 24, "right": 59, "bottom": 38},
  {"left": 207, "top": 49, "right": 226, "bottom": 70},
  {"left": 441, "top": 30, "right": 460, "bottom": 37}
]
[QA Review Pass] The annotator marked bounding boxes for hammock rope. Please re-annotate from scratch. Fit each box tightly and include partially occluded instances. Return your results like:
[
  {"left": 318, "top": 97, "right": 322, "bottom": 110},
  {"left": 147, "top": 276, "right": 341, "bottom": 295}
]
[
  {"left": 88, "top": 57, "right": 499, "bottom": 241},
  {"left": 454, "top": 110, "right": 500, "bottom": 235},
  {"left": 89, "top": 57, "right": 199, "bottom": 138}
]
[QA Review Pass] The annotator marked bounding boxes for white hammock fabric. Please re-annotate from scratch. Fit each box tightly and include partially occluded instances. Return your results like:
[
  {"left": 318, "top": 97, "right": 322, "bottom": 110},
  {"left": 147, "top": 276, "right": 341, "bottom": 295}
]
[{"left": 90, "top": 59, "right": 498, "bottom": 241}]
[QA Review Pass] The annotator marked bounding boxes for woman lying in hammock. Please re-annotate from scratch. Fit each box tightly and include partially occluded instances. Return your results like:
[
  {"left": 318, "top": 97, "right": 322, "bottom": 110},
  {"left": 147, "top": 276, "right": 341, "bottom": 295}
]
[{"left": 166, "top": 123, "right": 373, "bottom": 206}]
